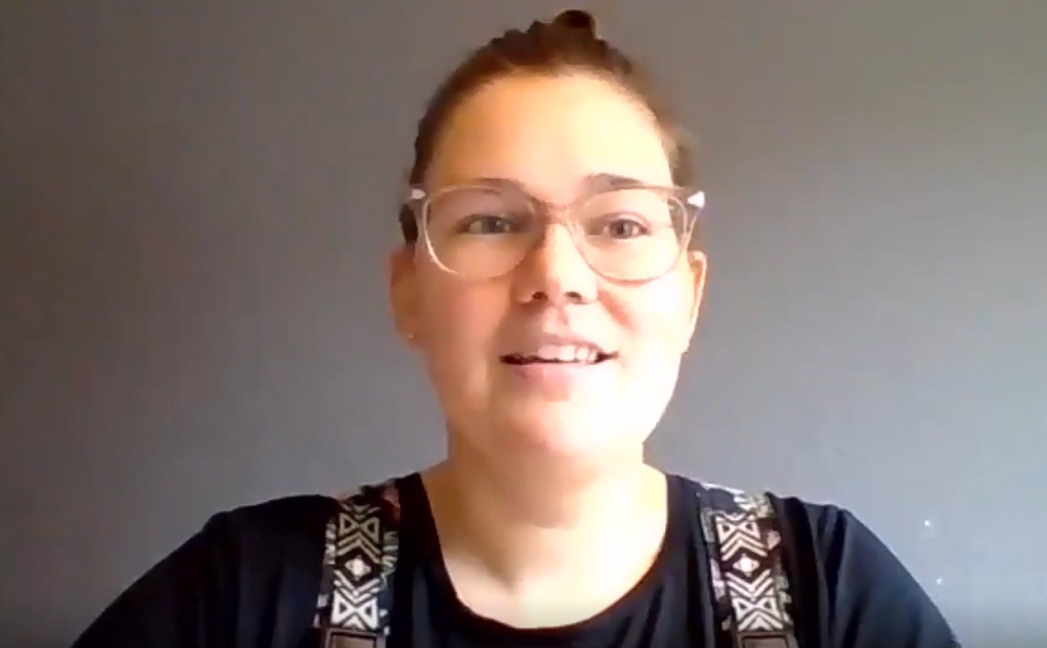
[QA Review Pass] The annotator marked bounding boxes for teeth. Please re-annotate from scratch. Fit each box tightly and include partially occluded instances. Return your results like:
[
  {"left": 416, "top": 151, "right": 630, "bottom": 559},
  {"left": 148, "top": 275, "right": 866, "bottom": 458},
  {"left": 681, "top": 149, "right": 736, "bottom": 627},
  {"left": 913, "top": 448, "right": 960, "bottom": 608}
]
[{"left": 532, "top": 344, "right": 598, "bottom": 363}]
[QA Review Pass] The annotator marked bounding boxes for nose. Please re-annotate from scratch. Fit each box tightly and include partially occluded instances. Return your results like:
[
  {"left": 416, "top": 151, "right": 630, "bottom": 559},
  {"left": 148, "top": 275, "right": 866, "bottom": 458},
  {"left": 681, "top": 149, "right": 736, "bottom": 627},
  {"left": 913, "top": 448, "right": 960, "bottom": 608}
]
[{"left": 511, "top": 223, "right": 599, "bottom": 305}]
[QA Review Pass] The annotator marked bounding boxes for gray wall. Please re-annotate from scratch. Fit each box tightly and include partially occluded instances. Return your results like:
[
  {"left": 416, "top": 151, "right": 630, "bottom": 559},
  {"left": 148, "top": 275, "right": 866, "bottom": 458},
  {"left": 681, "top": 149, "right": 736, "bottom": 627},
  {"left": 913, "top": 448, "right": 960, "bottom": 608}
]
[{"left": 2, "top": 2, "right": 1044, "bottom": 646}]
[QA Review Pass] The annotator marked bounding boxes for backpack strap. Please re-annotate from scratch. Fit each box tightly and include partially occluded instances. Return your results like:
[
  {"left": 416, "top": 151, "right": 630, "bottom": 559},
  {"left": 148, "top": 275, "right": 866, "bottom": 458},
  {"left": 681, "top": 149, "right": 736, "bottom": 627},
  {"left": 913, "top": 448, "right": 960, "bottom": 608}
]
[
  {"left": 697, "top": 482, "right": 797, "bottom": 648},
  {"left": 313, "top": 480, "right": 401, "bottom": 648}
]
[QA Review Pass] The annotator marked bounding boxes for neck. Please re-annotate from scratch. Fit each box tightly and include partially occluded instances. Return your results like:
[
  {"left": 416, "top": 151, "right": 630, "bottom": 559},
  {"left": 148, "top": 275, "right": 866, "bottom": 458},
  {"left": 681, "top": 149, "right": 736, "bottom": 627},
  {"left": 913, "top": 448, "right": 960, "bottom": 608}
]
[{"left": 422, "top": 440, "right": 668, "bottom": 600}]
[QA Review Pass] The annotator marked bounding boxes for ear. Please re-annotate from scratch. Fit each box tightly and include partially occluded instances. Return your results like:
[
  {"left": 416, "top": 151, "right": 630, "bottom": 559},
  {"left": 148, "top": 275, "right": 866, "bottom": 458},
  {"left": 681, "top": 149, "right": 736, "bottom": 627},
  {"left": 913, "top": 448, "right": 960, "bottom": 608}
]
[
  {"left": 388, "top": 245, "right": 420, "bottom": 347},
  {"left": 681, "top": 249, "right": 708, "bottom": 352}
]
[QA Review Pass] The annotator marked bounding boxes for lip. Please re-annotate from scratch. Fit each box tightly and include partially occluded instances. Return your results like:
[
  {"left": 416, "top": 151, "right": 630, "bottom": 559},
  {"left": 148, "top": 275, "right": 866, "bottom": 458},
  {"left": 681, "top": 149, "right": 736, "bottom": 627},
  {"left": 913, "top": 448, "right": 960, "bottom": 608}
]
[
  {"left": 501, "top": 353, "right": 618, "bottom": 400},
  {"left": 498, "top": 333, "right": 614, "bottom": 361}
]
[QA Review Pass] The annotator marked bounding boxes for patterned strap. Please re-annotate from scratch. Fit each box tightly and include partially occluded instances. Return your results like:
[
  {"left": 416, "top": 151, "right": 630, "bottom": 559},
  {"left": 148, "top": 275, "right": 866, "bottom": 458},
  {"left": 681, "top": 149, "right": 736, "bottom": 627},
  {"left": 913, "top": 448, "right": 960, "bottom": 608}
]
[
  {"left": 313, "top": 478, "right": 793, "bottom": 648},
  {"left": 698, "top": 482, "right": 797, "bottom": 648},
  {"left": 313, "top": 481, "right": 401, "bottom": 648}
]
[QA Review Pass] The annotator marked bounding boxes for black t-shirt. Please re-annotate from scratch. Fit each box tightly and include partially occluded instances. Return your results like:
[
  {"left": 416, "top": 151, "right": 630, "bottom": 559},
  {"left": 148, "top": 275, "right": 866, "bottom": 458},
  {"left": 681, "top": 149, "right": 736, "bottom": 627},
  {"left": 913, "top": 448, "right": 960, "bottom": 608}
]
[{"left": 71, "top": 473, "right": 958, "bottom": 648}]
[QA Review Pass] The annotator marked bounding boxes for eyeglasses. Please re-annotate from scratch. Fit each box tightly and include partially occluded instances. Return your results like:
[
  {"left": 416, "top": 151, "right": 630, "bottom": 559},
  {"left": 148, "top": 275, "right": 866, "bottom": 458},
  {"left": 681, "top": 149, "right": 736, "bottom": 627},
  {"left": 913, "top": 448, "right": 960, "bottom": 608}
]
[{"left": 403, "top": 181, "right": 705, "bottom": 283}]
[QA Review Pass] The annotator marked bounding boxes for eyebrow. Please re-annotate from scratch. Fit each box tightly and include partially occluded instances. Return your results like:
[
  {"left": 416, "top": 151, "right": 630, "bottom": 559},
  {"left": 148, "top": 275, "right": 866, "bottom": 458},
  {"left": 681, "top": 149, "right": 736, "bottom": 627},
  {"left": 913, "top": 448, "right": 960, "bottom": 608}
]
[{"left": 458, "top": 172, "right": 657, "bottom": 194}]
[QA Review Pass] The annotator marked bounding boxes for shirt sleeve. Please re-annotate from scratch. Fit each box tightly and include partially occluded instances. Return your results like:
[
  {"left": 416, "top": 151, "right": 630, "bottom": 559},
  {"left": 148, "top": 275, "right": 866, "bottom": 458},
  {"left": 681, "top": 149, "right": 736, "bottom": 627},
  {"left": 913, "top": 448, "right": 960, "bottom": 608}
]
[
  {"left": 70, "top": 496, "right": 330, "bottom": 648},
  {"left": 779, "top": 498, "right": 962, "bottom": 648}
]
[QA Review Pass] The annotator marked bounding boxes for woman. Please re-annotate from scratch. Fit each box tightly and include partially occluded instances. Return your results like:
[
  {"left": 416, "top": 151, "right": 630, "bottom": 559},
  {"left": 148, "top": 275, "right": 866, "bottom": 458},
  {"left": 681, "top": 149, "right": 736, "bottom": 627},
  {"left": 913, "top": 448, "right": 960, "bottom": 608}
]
[{"left": 73, "top": 10, "right": 959, "bottom": 648}]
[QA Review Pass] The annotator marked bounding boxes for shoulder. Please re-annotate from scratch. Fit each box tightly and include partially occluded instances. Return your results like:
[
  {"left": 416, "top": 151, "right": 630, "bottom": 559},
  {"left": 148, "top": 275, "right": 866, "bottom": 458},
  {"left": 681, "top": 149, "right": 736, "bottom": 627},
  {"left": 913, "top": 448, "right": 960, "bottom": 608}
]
[
  {"left": 179, "top": 494, "right": 338, "bottom": 598},
  {"left": 765, "top": 492, "right": 923, "bottom": 601},
  {"left": 72, "top": 494, "right": 338, "bottom": 648},
  {"left": 171, "top": 493, "right": 339, "bottom": 571},
  {"left": 678, "top": 476, "right": 916, "bottom": 585},
  {"left": 206, "top": 493, "right": 338, "bottom": 546},
  {"left": 766, "top": 491, "right": 877, "bottom": 558},
  {"left": 675, "top": 477, "right": 959, "bottom": 647},
  {"left": 143, "top": 493, "right": 340, "bottom": 592},
  {"left": 770, "top": 494, "right": 960, "bottom": 647},
  {"left": 764, "top": 493, "right": 901, "bottom": 592}
]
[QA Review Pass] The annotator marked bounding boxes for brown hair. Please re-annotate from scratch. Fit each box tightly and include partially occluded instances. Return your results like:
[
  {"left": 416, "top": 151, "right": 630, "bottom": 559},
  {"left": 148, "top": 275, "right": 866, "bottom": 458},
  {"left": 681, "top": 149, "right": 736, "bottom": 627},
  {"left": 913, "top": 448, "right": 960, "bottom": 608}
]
[{"left": 399, "top": 9, "right": 693, "bottom": 243}]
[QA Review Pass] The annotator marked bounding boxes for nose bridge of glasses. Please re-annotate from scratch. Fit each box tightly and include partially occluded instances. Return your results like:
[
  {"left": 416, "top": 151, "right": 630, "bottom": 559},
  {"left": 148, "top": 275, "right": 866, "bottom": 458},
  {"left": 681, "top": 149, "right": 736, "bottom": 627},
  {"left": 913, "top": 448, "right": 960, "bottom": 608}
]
[
  {"left": 528, "top": 197, "right": 598, "bottom": 257},
  {"left": 531, "top": 196, "right": 592, "bottom": 240},
  {"left": 518, "top": 205, "right": 600, "bottom": 286}
]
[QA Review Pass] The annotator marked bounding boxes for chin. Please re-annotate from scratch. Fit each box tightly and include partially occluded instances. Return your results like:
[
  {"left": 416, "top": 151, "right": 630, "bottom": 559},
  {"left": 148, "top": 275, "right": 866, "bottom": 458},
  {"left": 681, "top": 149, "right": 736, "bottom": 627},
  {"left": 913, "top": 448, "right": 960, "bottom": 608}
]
[{"left": 496, "top": 403, "right": 648, "bottom": 462}]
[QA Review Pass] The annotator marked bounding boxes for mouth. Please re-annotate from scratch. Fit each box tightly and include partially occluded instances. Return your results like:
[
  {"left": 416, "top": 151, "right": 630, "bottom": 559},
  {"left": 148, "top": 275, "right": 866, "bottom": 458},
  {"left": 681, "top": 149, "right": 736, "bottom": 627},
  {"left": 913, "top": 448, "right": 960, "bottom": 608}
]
[{"left": 500, "top": 345, "right": 618, "bottom": 366}]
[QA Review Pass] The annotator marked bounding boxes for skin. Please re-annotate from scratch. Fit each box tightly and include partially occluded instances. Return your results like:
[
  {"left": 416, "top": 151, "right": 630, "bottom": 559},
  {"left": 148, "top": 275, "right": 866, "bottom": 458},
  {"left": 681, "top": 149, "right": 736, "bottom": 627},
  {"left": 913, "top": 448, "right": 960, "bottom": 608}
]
[{"left": 388, "top": 72, "right": 708, "bottom": 628}]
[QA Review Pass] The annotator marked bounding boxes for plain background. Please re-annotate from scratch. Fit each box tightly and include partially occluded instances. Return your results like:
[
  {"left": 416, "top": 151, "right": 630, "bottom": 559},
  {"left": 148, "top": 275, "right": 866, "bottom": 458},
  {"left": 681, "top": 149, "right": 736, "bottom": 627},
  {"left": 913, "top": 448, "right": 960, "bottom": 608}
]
[{"left": 2, "top": 2, "right": 1044, "bottom": 646}]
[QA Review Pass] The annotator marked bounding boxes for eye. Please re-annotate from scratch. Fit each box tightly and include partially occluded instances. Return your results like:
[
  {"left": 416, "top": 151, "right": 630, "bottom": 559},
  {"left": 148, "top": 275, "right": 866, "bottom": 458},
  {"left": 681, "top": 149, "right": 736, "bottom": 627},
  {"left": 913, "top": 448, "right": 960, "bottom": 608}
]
[
  {"left": 457, "top": 213, "right": 523, "bottom": 235},
  {"left": 599, "top": 214, "right": 651, "bottom": 239}
]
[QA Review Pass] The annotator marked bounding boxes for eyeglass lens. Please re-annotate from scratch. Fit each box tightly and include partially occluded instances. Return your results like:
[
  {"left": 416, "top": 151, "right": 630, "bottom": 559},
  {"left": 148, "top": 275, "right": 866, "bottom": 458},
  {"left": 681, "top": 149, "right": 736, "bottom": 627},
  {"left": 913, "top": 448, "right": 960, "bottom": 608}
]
[{"left": 423, "top": 187, "right": 691, "bottom": 281}]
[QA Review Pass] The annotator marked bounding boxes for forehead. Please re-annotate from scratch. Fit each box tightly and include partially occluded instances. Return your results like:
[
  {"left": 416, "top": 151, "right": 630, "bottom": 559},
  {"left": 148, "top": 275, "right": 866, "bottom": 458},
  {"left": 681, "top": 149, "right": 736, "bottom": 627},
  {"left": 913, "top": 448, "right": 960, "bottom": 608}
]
[{"left": 426, "top": 73, "right": 673, "bottom": 199}]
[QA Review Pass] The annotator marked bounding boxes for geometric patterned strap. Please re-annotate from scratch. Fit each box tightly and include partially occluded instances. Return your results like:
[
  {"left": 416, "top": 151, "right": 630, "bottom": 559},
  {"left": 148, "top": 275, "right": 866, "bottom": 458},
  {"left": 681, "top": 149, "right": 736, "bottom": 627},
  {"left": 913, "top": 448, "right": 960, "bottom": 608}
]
[
  {"left": 313, "top": 480, "right": 401, "bottom": 648},
  {"left": 697, "top": 482, "right": 797, "bottom": 648}
]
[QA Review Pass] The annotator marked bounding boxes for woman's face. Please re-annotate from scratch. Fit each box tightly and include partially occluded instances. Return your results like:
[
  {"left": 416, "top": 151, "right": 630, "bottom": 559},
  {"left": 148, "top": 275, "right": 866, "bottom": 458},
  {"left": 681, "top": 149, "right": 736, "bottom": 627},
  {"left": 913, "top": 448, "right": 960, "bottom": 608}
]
[{"left": 390, "top": 73, "right": 706, "bottom": 468}]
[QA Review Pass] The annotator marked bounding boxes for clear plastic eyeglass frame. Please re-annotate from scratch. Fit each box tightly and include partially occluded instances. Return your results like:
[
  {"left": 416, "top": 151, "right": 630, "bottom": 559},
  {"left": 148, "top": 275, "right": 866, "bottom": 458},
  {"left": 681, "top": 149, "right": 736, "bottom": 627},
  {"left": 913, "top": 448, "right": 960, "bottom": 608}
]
[{"left": 402, "top": 183, "right": 706, "bottom": 284}]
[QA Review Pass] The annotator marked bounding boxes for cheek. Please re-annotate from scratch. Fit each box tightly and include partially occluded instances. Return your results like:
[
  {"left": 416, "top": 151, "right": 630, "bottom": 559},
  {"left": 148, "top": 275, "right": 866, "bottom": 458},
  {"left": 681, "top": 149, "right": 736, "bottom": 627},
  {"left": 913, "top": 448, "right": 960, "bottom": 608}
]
[
  {"left": 418, "top": 274, "right": 507, "bottom": 372},
  {"left": 616, "top": 277, "right": 694, "bottom": 359}
]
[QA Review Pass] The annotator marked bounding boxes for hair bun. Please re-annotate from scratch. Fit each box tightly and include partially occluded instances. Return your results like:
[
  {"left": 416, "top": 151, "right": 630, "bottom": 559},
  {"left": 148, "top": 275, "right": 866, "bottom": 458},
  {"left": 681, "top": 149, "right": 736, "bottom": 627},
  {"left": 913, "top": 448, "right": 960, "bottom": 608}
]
[{"left": 552, "top": 9, "right": 598, "bottom": 36}]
